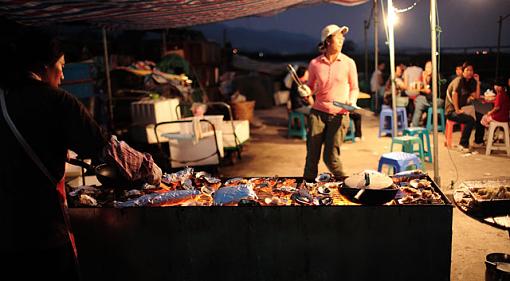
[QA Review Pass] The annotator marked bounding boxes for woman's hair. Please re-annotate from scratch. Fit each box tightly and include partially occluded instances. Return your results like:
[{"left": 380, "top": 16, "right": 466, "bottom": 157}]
[
  {"left": 461, "top": 61, "right": 473, "bottom": 71},
  {"left": 1, "top": 27, "right": 64, "bottom": 88},
  {"left": 493, "top": 77, "right": 508, "bottom": 92},
  {"left": 19, "top": 29, "right": 64, "bottom": 74}
]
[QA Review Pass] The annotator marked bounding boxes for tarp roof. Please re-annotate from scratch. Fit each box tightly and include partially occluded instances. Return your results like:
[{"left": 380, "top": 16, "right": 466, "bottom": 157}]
[{"left": 0, "top": 0, "right": 368, "bottom": 30}]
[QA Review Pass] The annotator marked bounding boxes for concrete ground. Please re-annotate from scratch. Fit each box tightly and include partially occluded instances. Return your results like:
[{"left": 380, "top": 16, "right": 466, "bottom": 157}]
[{"left": 219, "top": 105, "right": 510, "bottom": 281}]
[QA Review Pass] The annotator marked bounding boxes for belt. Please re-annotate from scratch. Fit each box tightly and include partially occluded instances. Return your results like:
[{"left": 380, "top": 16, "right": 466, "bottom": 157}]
[{"left": 311, "top": 108, "right": 348, "bottom": 117}]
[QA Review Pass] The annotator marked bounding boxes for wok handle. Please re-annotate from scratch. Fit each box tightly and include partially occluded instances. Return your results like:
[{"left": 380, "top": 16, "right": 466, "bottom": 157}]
[
  {"left": 354, "top": 188, "right": 365, "bottom": 200},
  {"left": 67, "top": 158, "right": 94, "bottom": 171}
]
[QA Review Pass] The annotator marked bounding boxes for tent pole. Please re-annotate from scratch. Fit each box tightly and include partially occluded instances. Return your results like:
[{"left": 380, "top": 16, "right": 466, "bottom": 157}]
[
  {"left": 364, "top": 20, "right": 369, "bottom": 85},
  {"left": 374, "top": 0, "right": 379, "bottom": 110},
  {"left": 388, "top": 0, "right": 397, "bottom": 138},
  {"left": 102, "top": 27, "right": 114, "bottom": 132},
  {"left": 430, "top": 0, "right": 440, "bottom": 186}
]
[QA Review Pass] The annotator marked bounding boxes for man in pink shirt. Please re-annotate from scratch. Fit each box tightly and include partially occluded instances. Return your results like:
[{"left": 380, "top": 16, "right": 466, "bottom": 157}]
[{"left": 298, "top": 24, "right": 359, "bottom": 181}]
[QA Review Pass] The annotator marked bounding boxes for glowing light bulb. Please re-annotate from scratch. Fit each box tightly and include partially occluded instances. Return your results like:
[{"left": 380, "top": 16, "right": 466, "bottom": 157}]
[{"left": 388, "top": 8, "right": 399, "bottom": 26}]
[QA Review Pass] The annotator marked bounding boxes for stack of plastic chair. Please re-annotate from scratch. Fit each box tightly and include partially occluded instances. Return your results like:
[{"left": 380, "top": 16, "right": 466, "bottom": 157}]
[
  {"left": 390, "top": 135, "right": 425, "bottom": 163},
  {"left": 379, "top": 105, "right": 408, "bottom": 137},
  {"left": 485, "top": 121, "right": 510, "bottom": 156},
  {"left": 426, "top": 107, "right": 446, "bottom": 132},
  {"left": 444, "top": 120, "right": 465, "bottom": 148},
  {"left": 288, "top": 111, "right": 307, "bottom": 140},
  {"left": 344, "top": 119, "right": 356, "bottom": 143},
  {"left": 403, "top": 127, "right": 432, "bottom": 162},
  {"left": 377, "top": 152, "right": 422, "bottom": 175}
]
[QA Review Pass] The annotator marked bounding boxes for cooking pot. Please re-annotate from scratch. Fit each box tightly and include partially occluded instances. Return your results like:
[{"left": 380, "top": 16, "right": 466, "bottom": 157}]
[
  {"left": 485, "top": 253, "right": 510, "bottom": 281},
  {"left": 67, "top": 158, "right": 143, "bottom": 189},
  {"left": 339, "top": 170, "right": 398, "bottom": 205}
]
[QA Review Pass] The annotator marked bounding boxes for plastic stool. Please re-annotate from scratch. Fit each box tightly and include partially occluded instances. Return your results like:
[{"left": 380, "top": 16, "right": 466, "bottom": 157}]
[
  {"left": 379, "top": 106, "right": 408, "bottom": 137},
  {"left": 378, "top": 152, "right": 422, "bottom": 175},
  {"left": 486, "top": 121, "right": 510, "bottom": 156},
  {"left": 426, "top": 107, "right": 445, "bottom": 132},
  {"left": 444, "top": 119, "right": 466, "bottom": 148},
  {"left": 390, "top": 135, "right": 425, "bottom": 163},
  {"left": 403, "top": 127, "right": 432, "bottom": 162},
  {"left": 288, "top": 111, "right": 307, "bottom": 140},
  {"left": 344, "top": 118, "right": 356, "bottom": 142}
]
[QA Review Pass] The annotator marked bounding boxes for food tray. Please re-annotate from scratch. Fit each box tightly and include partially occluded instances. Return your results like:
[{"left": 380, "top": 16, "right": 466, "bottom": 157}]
[{"left": 461, "top": 177, "right": 510, "bottom": 217}]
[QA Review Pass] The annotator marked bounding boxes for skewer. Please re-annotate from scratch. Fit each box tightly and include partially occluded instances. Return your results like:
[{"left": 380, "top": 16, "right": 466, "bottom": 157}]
[{"left": 287, "top": 64, "right": 303, "bottom": 86}]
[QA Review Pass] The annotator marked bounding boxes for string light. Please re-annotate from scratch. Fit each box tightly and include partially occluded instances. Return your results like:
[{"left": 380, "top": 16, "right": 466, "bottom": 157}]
[{"left": 394, "top": 0, "right": 422, "bottom": 14}]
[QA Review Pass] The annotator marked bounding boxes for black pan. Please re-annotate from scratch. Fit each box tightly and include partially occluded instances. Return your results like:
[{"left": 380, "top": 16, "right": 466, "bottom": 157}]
[
  {"left": 338, "top": 182, "right": 398, "bottom": 205},
  {"left": 67, "top": 158, "right": 142, "bottom": 189}
]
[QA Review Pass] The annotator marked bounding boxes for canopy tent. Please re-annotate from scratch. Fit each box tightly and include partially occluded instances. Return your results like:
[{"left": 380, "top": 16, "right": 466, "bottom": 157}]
[{"left": 0, "top": 0, "right": 368, "bottom": 29}]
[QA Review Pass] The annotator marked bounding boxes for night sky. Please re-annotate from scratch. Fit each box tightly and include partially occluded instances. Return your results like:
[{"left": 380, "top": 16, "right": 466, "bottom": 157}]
[{"left": 199, "top": 0, "right": 510, "bottom": 51}]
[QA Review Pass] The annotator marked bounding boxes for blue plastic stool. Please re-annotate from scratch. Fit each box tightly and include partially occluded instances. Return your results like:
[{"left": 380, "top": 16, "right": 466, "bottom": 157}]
[
  {"left": 288, "top": 111, "right": 307, "bottom": 140},
  {"left": 426, "top": 107, "right": 446, "bottom": 132},
  {"left": 379, "top": 105, "right": 408, "bottom": 137},
  {"left": 377, "top": 152, "right": 422, "bottom": 175},
  {"left": 403, "top": 127, "right": 432, "bottom": 162},
  {"left": 344, "top": 118, "right": 356, "bottom": 142}
]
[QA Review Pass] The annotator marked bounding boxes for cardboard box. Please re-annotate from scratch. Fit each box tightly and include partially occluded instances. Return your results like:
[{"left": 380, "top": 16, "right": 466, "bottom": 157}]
[{"left": 130, "top": 98, "right": 180, "bottom": 126}]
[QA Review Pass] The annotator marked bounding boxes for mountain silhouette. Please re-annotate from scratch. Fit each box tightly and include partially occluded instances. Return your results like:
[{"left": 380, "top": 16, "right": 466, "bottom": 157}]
[{"left": 192, "top": 24, "right": 318, "bottom": 55}]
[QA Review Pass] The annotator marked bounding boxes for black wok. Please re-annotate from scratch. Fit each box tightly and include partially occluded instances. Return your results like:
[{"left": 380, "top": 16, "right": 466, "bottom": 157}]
[
  {"left": 338, "top": 182, "right": 398, "bottom": 205},
  {"left": 67, "top": 158, "right": 142, "bottom": 189}
]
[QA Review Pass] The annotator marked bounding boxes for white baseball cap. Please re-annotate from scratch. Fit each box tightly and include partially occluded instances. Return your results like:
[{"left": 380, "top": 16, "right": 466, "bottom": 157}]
[{"left": 320, "top": 24, "right": 349, "bottom": 42}]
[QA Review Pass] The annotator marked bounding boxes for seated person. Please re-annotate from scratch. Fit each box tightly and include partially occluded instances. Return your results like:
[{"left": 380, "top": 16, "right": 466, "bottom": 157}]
[
  {"left": 481, "top": 78, "right": 510, "bottom": 137},
  {"left": 370, "top": 62, "right": 386, "bottom": 113},
  {"left": 411, "top": 61, "right": 444, "bottom": 127},
  {"left": 289, "top": 66, "right": 313, "bottom": 115},
  {"left": 444, "top": 62, "right": 483, "bottom": 151},
  {"left": 383, "top": 65, "right": 408, "bottom": 106},
  {"left": 383, "top": 65, "right": 412, "bottom": 124},
  {"left": 403, "top": 61, "right": 423, "bottom": 99}
]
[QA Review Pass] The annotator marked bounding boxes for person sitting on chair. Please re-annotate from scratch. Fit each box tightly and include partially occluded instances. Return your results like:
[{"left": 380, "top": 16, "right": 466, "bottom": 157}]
[
  {"left": 411, "top": 61, "right": 444, "bottom": 127},
  {"left": 289, "top": 66, "right": 313, "bottom": 115}
]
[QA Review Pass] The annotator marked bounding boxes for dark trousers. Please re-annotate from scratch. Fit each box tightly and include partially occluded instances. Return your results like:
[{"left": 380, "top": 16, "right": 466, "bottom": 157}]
[
  {"left": 350, "top": 112, "right": 362, "bottom": 138},
  {"left": 446, "top": 112, "right": 485, "bottom": 148},
  {"left": 303, "top": 109, "right": 349, "bottom": 181}
]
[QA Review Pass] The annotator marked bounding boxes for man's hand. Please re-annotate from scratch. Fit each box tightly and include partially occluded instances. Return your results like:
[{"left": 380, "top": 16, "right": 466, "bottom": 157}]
[{"left": 298, "top": 84, "right": 312, "bottom": 97}]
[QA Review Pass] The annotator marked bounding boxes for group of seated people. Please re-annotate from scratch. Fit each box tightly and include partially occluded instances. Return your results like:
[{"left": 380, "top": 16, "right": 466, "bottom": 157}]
[
  {"left": 379, "top": 60, "right": 444, "bottom": 128},
  {"left": 377, "top": 60, "right": 510, "bottom": 152},
  {"left": 444, "top": 63, "right": 510, "bottom": 151}
]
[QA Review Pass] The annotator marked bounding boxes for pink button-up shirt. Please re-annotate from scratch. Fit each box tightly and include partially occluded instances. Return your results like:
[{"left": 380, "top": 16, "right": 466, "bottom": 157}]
[{"left": 307, "top": 53, "right": 359, "bottom": 115}]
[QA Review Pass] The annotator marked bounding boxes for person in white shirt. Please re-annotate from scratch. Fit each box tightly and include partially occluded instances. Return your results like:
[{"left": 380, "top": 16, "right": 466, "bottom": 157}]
[
  {"left": 403, "top": 62, "right": 423, "bottom": 98},
  {"left": 370, "top": 62, "right": 385, "bottom": 112}
]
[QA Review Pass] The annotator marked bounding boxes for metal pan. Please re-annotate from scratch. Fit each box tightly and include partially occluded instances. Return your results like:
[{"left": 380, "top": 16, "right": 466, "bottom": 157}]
[
  {"left": 67, "top": 158, "right": 142, "bottom": 189},
  {"left": 338, "top": 183, "right": 398, "bottom": 205}
]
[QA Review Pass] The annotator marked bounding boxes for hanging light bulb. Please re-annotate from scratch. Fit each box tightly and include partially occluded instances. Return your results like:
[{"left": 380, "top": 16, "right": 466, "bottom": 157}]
[{"left": 388, "top": 7, "right": 399, "bottom": 26}]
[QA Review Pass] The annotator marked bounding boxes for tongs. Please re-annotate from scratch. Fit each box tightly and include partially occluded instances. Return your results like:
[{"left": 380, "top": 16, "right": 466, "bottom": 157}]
[
  {"left": 354, "top": 172, "right": 371, "bottom": 200},
  {"left": 287, "top": 64, "right": 303, "bottom": 87}
]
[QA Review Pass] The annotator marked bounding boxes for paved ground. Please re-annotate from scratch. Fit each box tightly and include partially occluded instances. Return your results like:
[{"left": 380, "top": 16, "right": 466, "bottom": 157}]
[{"left": 219, "top": 105, "right": 510, "bottom": 281}]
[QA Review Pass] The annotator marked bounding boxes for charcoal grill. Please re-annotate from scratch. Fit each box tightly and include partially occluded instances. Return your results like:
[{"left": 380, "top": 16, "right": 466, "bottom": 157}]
[{"left": 69, "top": 175, "right": 453, "bottom": 281}]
